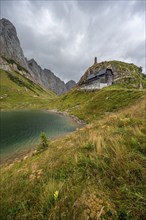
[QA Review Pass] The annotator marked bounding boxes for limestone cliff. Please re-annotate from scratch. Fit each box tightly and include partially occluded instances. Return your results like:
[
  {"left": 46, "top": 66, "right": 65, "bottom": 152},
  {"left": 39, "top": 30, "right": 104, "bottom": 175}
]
[
  {"left": 0, "top": 18, "right": 75, "bottom": 95},
  {"left": 0, "top": 18, "right": 29, "bottom": 71},
  {"left": 28, "top": 59, "right": 68, "bottom": 95}
]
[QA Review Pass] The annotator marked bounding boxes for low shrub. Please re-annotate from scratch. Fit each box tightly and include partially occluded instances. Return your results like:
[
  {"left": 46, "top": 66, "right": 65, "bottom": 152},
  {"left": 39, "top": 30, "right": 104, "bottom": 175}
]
[{"left": 37, "top": 132, "right": 49, "bottom": 152}]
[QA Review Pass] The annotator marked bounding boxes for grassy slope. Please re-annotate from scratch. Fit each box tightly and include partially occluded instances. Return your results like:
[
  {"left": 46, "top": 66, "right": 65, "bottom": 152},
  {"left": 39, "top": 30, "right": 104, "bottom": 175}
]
[
  {"left": 48, "top": 86, "right": 145, "bottom": 122},
  {"left": 0, "top": 69, "right": 56, "bottom": 109},
  {"left": 0, "top": 85, "right": 146, "bottom": 219}
]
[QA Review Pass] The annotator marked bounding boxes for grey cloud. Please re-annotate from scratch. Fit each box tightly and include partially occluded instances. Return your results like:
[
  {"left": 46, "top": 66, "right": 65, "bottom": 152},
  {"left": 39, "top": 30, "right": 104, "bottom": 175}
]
[
  {"left": 124, "top": 40, "right": 145, "bottom": 68},
  {"left": 131, "top": 0, "right": 145, "bottom": 15},
  {"left": 1, "top": 0, "right": 145, "bottom": 81}
]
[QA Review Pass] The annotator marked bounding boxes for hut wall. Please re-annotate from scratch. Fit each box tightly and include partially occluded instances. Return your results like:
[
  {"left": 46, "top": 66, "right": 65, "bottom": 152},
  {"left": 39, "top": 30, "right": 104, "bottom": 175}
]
[
  {"left": 106, "top": 70, "right": 113, "bottom": 85},
  {"left": 100, "top": 75, "right": 106, "bottom": 83}
]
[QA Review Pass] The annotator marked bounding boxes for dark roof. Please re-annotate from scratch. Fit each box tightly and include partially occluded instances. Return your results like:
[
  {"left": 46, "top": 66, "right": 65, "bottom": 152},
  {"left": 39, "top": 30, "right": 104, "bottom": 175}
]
[
  {"left": 87, "top": 73, "right": 96, "bottom": 80},
  {"left": 86, "top": 68, "right": 113, "bottom": 82},
  {"left": 87, "top": 68, "right": 107, "bottom": 81},
  {"left": 96, "top": 68, "right": 107, "bottom": 76}
]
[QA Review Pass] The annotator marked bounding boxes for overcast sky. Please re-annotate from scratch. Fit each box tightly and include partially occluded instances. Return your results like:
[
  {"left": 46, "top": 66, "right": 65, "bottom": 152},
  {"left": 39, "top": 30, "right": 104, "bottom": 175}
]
[{"left": 1, "top": 0, "right": 145, "bottom": 82}]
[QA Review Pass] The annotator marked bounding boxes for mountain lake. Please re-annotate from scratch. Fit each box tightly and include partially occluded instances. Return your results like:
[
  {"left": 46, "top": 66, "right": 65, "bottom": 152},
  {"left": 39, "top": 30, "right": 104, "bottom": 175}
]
[{"left": 0, "top": 110, "right": 80, "bottom": 163}]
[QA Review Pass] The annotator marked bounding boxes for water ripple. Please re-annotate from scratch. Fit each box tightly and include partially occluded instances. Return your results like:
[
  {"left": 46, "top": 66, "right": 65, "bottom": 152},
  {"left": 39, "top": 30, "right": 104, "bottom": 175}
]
[{"left": 0, "top": 110, "right": 79, "bottom": 161}]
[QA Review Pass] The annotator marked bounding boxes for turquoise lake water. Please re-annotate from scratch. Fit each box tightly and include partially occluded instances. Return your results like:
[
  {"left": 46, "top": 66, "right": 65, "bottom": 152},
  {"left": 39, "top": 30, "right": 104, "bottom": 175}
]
[{"left": 0, "top": 110, "right": 79, "bottom": 163}]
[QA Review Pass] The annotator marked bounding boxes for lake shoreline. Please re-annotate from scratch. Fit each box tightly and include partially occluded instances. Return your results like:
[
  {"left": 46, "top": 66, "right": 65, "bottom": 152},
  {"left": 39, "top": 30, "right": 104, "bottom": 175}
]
[
  {"left": 0, "top": 131, "right": 72, "bottom": 168},
  {"left": 0, "top": 109, "right": 86, "bottom": 168},
  {"left": 47, "top": 109, "right": 86, "bottom": 126},
  {"left": 0, "top": 148, "right": 35, "bottom": 168}
]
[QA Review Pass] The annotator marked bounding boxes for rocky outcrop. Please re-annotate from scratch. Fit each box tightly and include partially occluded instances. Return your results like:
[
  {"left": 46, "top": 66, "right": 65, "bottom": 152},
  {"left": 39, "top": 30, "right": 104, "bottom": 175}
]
[
  {"left": 0, "top": 18, "right": 29, "bottom": 71},
  {"left": 78, "top": 60, "right": 142, "bottom": 86},
  {"left": 66, "top": 80, "right": 76, "bottom": 91},
  {"left": 0, "top": 57, "right": 11, "bottom": 72},
  {"left": 28, "top": 59, "right": 67, "bottom": 95},
  {"left": 27, "top": 59, "right": 43, "bottom": 85}
]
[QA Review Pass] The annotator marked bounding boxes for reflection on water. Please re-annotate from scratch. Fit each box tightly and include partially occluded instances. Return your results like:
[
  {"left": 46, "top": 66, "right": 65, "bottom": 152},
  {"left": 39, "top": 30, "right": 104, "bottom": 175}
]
[{"left": 0, "top": 110, "right": 79, "bottom": 162}]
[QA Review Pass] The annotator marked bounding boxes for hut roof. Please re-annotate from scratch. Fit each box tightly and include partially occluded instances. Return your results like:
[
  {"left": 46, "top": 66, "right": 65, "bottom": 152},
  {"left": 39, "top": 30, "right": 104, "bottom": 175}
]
[
  {"left": 87, "top": 73, "right": 96, "bottom": 80},
  {"left": 87, "top": 68, "right": 107, "bottom": 81},
  {"left": 86, "top": 68, "right": 113, "bottom": 82},
  {"left": 96, "top": 68, "right": 107, "bottom": 76}
]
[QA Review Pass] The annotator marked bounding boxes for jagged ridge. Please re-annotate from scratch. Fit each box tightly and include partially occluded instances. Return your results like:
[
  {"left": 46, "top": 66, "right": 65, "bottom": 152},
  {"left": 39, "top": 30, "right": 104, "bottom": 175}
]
[{"left": 0, "top": 18, "right": 76, "bottom": 95}]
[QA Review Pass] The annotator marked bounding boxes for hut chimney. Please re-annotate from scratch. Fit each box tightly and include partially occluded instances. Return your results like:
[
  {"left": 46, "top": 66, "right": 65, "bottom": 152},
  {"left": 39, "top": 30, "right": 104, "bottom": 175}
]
[{"left": 94, "top": 57, "right": 97, "bottom": 64}]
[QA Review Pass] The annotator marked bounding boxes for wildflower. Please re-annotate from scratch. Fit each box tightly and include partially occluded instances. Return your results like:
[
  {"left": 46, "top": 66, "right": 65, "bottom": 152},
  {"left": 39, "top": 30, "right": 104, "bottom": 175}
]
[{"left": 54, "top": 191, "right": 59, "bottom": 201}]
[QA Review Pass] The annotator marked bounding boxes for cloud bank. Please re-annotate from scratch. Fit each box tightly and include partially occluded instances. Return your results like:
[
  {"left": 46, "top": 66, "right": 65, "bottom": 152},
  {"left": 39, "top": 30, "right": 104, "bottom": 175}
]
[{"left": 1, "top": 0, "right": 145, "bottom": 82}]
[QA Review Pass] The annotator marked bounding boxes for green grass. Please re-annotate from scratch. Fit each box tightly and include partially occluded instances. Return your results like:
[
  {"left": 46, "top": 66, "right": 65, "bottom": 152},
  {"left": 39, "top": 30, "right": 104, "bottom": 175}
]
[
  {"left": 0, "top": 63, "right": 146, "bottom": 219},
  {"left": 48, "top": 86, "right": 145, "bottom": 122},
  {"left": 0, "top": 69, "right": 56, "bottom": 109},
  {"left": 0, "top": 96, "right": 145, "bottom": 219}
]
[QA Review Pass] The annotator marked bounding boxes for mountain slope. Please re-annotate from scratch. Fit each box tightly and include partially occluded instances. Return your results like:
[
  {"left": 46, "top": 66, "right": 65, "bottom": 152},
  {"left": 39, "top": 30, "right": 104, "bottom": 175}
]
[
  {"left": 48, "top": 86, "right": 145, "bottom": 122},
  {"left": 0, "top": 90, "right": 145, "bottom": 220},
  {"left": 66, "top": 80, "right": 76, "bottom": 91},
  {"left": 28, "top": 59, "right": 68, "bottom": 95},
  {"left": 0, "top": 17, "right": 145, "bottom": 220},
  {"left": 0, "top": 18, "right": 29, "bottom": 71},
  {"left": 0, "top": 69, "right": 56, "bottom": 109},
  {"left": 0, "top": 18, "right": 76, "bottom": 94}
]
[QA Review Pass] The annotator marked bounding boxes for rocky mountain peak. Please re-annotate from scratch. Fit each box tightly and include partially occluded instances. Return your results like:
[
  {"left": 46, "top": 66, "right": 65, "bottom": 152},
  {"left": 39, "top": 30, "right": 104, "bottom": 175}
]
[
  {"left": 27, "top": 59, "right": 42, "bottom": 74},
  {"left": 43, "top": 68, "right": 54, "bottom": 75},
  {"left": 66, "top": 80, "right": 76, "bottom": 90},
  {"left": 27, "top": 59, "right": 67, "bottom": 95},
  {"left": 0, "top": 18, "right": 29, "bottom": 70},
  {"left": 0, "top": 18, "right": 76, "bottom": 95},
  {"left": 1, "top": 18, "right": 17, "bottom": 36}
]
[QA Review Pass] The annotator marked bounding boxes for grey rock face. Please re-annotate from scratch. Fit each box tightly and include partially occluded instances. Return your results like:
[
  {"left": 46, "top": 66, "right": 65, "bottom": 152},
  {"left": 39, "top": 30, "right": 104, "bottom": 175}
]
[
  {"left": 43, "top": 69, "right": 67, "bottom": 95},
  {"left": 0, "top": 18, "right": 75, "bottom": 95},
  {"left": 0, "top": 57, "right": 11, "bottom": 71},
  {"left": 27, "top": 59, "right": 43, "bottom": 84},
  {"left": 0, "top": 18, "right": 29, "bottom": 70},
  {"left": 28, "top": 59, "right": 67, "bottom": 95},
  {"left": 66, "top": 80, "right": 76, "bottom": 91}
]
